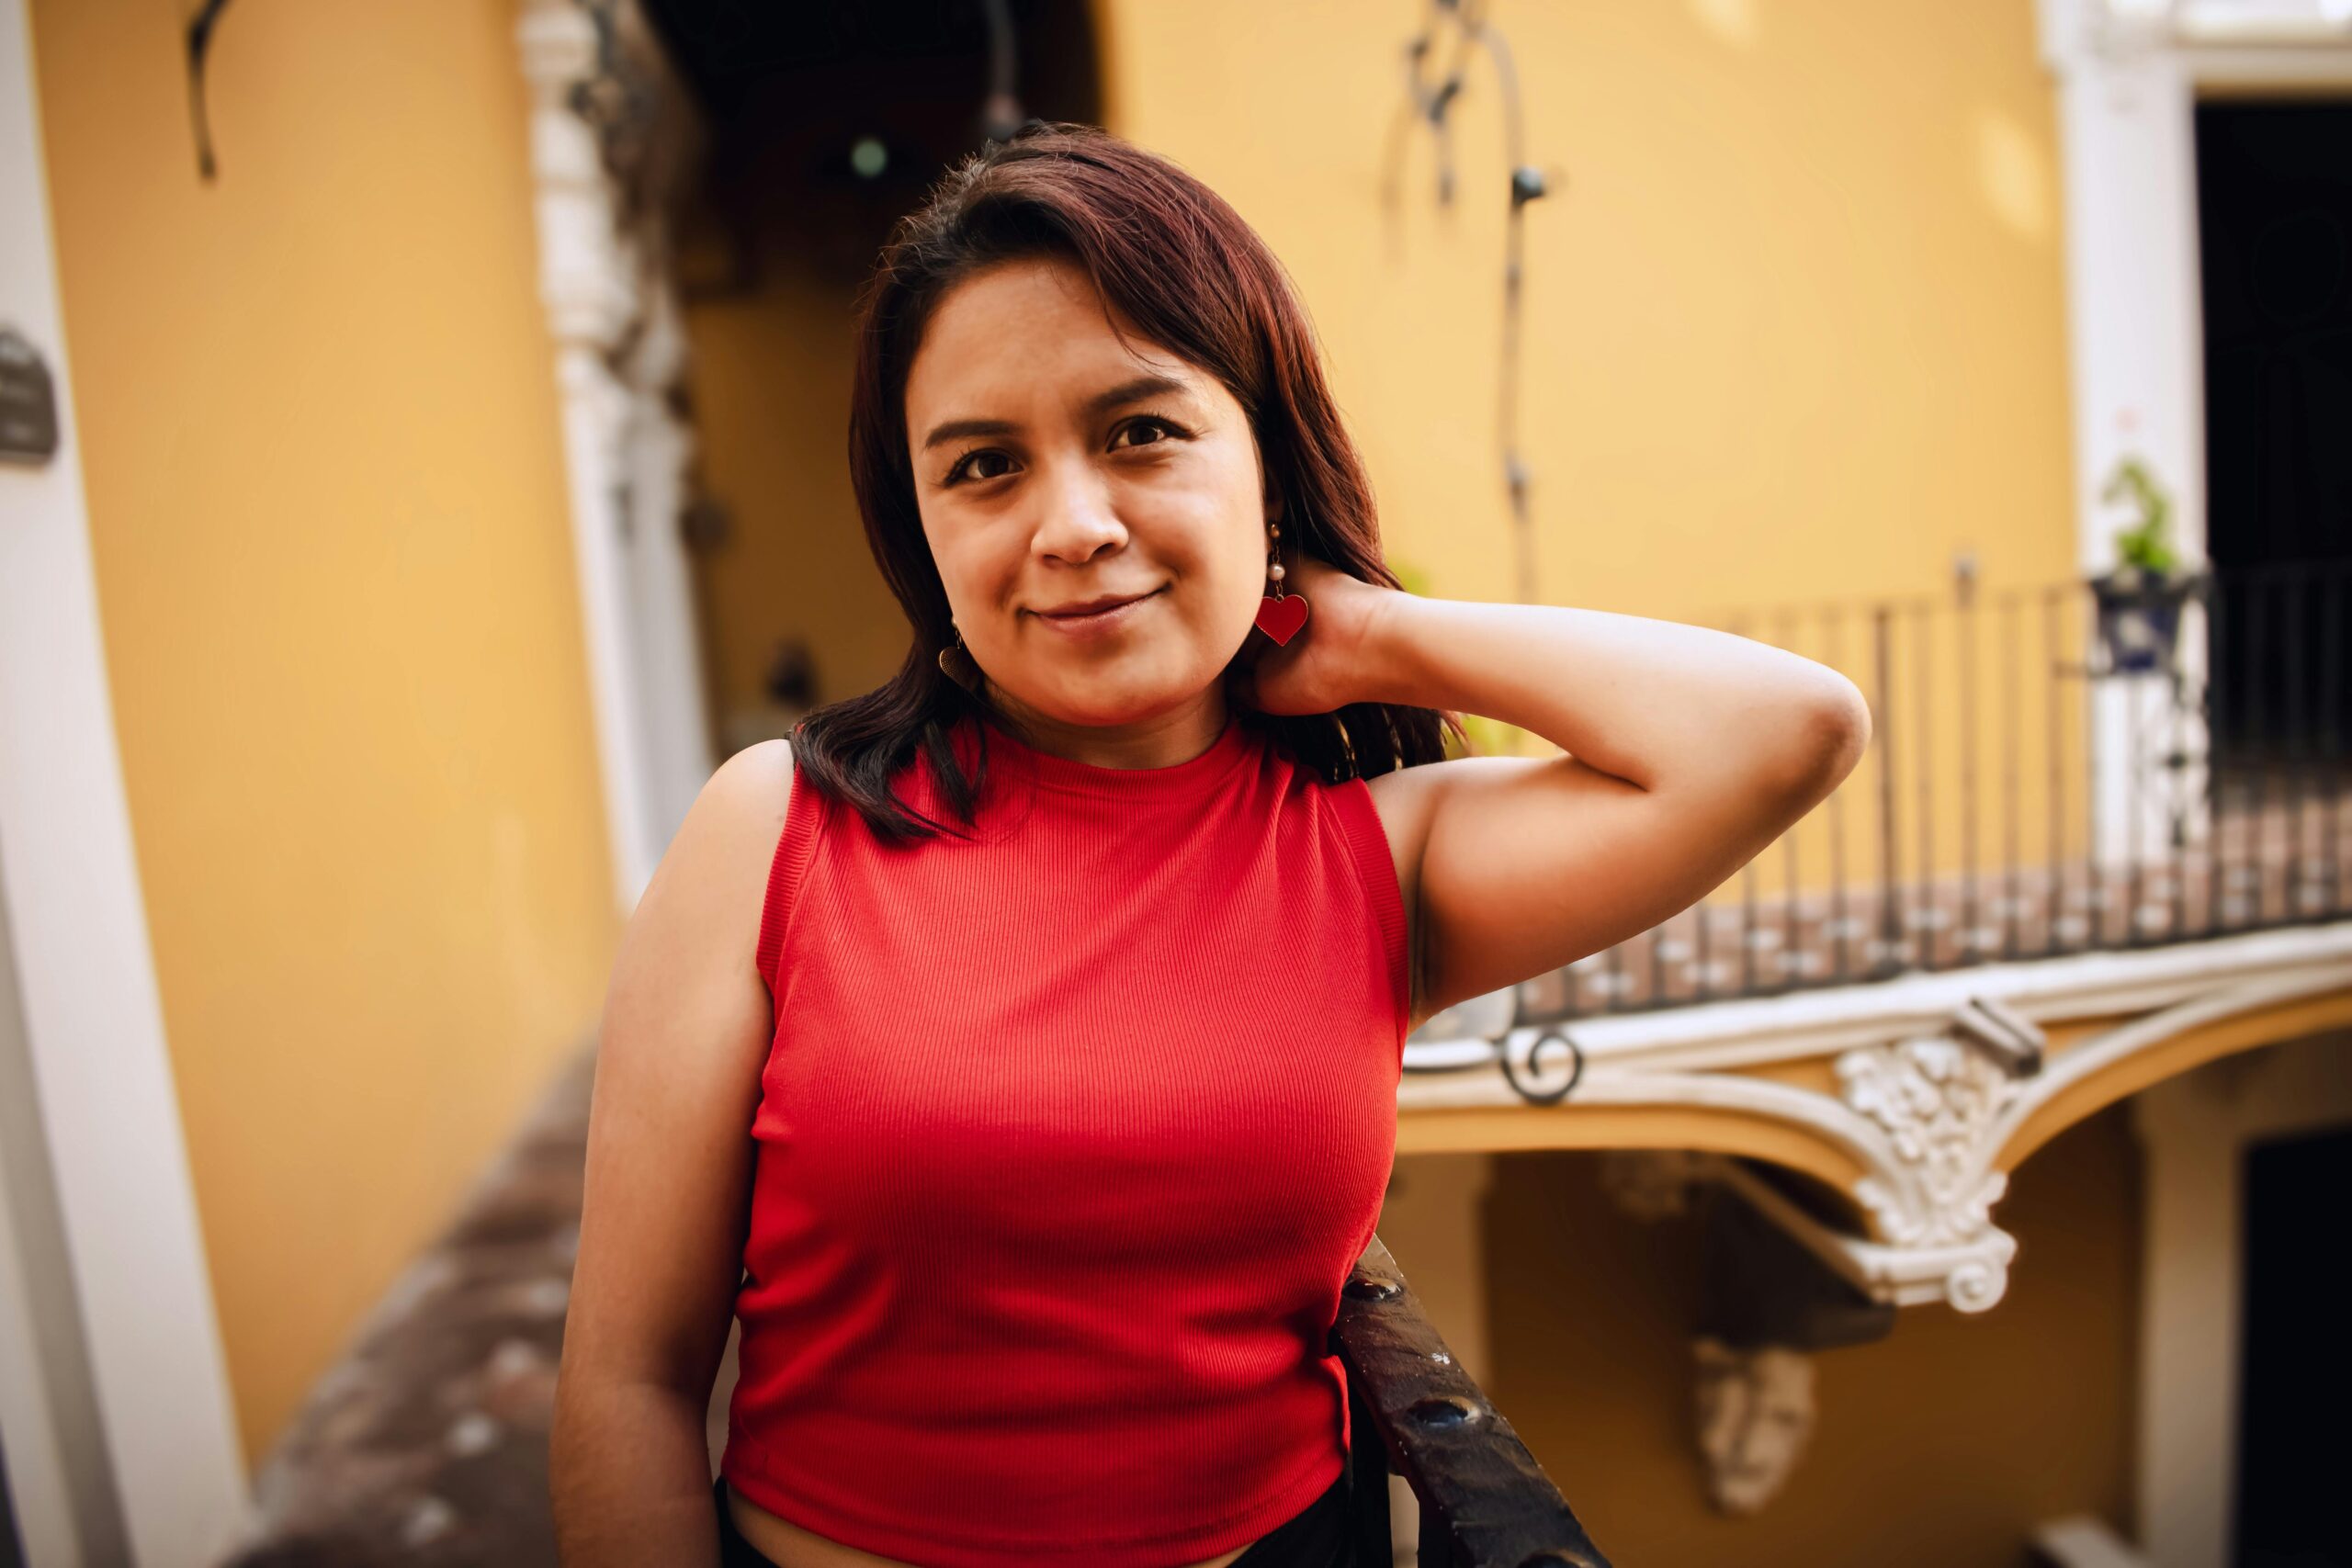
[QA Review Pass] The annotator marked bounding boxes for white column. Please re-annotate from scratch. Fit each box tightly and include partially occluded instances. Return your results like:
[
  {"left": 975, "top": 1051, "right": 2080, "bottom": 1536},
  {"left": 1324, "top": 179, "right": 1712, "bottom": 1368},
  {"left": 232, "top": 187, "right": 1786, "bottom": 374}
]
[
  {"left": 621, "top": 280, "right": 717, "bottom": 841},
  {"left": 518, "top": 0, "right": 662, "bottom": 910},
  {"left": 2041, "top": 0, "right": 2213, "bottom": 871}
]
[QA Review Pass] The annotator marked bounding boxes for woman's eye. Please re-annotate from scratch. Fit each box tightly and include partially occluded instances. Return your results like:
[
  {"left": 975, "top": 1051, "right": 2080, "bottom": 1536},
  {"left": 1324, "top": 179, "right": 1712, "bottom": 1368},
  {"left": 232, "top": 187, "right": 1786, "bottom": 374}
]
[
  {"left": 944, "top": 419, "right": 1182, "bottom": 484},
  {"left": 1112, "top": 417, "right": 1182, "bottom": 451},
  {"left": 946, "top": 450, "right": 1014, "bottom": 486}
]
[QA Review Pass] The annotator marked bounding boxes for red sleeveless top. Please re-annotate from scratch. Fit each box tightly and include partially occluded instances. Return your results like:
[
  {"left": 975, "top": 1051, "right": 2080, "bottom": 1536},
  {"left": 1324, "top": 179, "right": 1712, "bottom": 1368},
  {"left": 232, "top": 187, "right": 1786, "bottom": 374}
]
[{"left": 721, "top": 712, "right": 1409, "bottom": 1567}]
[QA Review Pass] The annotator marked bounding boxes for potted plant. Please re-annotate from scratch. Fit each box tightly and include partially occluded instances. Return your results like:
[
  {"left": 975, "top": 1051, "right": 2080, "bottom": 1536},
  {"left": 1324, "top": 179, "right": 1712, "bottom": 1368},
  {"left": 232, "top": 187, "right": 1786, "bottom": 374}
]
[{"left": 2089, "top": 456, "right": 2199, "bottom": 673}]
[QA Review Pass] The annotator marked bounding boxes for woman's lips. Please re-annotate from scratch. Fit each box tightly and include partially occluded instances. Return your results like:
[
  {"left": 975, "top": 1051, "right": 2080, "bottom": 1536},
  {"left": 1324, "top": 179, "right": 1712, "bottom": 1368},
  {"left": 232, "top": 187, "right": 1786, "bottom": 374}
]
[{"left": 1032, "top": 587, "right": 1164, "bottom": 637}]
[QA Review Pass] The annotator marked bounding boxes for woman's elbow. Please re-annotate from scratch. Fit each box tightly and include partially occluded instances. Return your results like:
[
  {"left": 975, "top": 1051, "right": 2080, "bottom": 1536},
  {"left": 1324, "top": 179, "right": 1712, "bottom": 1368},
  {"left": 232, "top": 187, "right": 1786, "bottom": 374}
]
[{"left": 1768, "top": 670, "right": 1872, "bottom": 807}]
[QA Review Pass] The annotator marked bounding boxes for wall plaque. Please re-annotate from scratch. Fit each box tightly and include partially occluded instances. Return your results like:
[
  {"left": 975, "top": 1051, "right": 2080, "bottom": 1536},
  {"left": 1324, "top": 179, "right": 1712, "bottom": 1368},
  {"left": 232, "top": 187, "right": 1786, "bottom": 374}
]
[{"left": 0, "top": 327, "right": 60, "bottom": 463}]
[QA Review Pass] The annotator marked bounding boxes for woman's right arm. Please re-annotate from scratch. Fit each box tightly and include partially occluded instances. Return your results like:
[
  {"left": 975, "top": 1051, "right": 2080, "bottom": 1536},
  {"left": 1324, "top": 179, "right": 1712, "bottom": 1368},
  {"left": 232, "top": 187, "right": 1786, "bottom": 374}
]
[{"left": 549, "top": 739, "right": 797, "bottom": 1567}]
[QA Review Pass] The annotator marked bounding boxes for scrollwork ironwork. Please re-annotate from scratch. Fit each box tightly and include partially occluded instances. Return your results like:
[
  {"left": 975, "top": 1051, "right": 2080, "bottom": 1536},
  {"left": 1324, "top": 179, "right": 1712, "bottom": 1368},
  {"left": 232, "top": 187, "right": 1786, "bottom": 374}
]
[{"left": 1498, "top": 1027, "right": 1584, "bottom": 1106}]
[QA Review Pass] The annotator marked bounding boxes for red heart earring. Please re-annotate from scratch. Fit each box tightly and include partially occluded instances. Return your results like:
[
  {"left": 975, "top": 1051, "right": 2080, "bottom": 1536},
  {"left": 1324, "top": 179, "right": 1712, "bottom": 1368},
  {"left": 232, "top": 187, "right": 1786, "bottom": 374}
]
[{"left": 1253, "top": 518, "right": 1309, "bottom": 647}]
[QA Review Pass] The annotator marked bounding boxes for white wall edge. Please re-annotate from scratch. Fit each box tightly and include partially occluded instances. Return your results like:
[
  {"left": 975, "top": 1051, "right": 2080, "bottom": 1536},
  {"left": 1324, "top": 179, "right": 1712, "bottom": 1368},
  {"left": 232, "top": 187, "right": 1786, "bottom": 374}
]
[{"left": 0, "top": 2, "right": 251, "bottom": 1562}]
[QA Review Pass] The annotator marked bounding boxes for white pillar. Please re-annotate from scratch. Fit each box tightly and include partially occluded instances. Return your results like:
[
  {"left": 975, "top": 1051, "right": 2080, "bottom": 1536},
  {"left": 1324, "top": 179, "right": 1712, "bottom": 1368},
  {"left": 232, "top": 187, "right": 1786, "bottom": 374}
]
[
  {"left": 516, "top": 0, "right": 716, "bottom": 909},
  {"left": 2041, "top": 0, "right": 2212, "bottom": 872}
]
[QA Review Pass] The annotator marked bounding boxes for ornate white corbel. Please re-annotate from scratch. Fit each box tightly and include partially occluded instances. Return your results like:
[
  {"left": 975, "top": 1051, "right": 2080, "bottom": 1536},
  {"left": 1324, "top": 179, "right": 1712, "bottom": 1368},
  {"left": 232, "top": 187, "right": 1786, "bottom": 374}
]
[
  {"left": 1715, "top": 1155, "right": 2020, "bottom": 1314},
  {"left": 1726, "top": 999, "right": 2045, "bottom": 1312},
  {"left": 517, "top": 3, "right": 642, "bottom": 352},
  {"left": 1592, "top": 1000, "right": 2045, "bottom": 1313},
  {"left": 1826, "top": 1014, "right": 2037, "bottom": 1309}
]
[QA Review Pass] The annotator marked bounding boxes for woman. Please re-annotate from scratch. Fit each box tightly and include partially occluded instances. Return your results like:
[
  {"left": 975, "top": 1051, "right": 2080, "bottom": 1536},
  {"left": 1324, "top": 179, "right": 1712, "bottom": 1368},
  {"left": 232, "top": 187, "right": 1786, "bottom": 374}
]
[{"left": 548, "top": 122, "right": 1867, "bottom": 1568}]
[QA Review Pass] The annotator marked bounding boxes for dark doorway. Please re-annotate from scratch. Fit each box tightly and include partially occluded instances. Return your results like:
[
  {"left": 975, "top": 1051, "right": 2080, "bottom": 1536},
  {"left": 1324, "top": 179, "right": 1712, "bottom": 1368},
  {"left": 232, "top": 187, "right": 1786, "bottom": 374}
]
[
  {"left": 0, "top": 1421, "right": 24, "bottom": 1568},
  {"left": 2194, "top": 98, "right": 2352, "bottom": 772},
  {"left": 632, "top": 0, "right": 1102, "bottom": 748},
  {"left": 640, "top": 0, "right": 1102, "bottom": 288},
  {"left": 2232, "top": 1123, "right": 2352, "bottom": 1567}
]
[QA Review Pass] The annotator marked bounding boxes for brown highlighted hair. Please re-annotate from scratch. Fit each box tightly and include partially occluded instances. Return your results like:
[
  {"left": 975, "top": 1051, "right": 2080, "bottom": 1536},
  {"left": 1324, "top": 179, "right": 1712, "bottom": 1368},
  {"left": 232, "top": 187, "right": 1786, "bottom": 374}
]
[{"left": 791, "top": 120, "right": 1459, "bottom": 840}]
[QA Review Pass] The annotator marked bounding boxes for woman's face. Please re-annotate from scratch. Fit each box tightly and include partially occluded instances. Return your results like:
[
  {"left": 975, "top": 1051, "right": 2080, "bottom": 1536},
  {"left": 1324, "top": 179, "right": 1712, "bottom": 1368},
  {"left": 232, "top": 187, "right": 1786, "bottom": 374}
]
[{"left": 902, "top": 255, "right": 1273, "bottom": 730}]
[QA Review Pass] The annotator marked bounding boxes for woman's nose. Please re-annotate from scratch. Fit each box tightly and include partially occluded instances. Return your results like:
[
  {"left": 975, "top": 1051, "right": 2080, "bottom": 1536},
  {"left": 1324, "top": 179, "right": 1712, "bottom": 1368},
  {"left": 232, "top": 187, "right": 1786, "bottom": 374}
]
[{"left": 1030, "top": 464, "right": 1126, "bottom": 566}]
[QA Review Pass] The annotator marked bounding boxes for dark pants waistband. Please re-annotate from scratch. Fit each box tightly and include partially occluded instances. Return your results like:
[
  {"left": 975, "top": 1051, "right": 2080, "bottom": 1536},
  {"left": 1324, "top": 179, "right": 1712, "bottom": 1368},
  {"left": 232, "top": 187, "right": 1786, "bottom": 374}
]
[{"left": 712, "top": 1466, "right": 1353, "bottom": 1568}]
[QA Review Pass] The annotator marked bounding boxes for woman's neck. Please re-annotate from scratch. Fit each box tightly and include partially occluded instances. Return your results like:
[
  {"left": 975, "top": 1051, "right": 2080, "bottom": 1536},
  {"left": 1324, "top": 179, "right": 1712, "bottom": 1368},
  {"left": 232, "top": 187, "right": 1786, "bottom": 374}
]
[{"left": 983, "top": 686, "right": 1230, "bottom": 771}]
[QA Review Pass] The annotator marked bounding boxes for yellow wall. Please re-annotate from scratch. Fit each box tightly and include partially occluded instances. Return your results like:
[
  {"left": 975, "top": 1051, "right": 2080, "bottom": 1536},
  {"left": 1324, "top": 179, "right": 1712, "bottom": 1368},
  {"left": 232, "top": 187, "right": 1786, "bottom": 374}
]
[
  {"left": 1098, "top": 0, "right": 2075, "bottom": 621},
  {"left": 1098, "top": 0, "right": 2084, "bottom": 891},
  {"left": 1466, "top": 1103, "right": 2139, "bottom": 1563},
  {"left": 30, "top": 0, "right": 618, "bottom": 1461},
  {"left": 684, "top": 249, "right": 913, "bottom": 722}
]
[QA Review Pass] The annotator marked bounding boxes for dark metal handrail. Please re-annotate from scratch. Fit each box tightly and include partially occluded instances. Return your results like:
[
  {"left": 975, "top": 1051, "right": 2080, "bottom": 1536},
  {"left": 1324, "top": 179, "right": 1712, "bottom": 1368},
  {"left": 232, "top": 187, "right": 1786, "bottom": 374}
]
[
  {"left": 1504, "top": 560, "right": 2352, "bottom": 1028},
  {"left": 1331, "top": 1236, "right": 1611, "bottom": 1567}
]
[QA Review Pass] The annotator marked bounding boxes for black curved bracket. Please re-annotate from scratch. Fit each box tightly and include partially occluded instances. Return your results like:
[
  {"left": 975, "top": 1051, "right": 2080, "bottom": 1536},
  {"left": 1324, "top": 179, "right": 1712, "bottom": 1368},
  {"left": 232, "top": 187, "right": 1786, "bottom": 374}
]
[
  {"left": 1498, "top": 1027, "right": 1584, "bottom": 1106},
  {"left": 187, "top": 0, "right": 235, "bottom": 181}
]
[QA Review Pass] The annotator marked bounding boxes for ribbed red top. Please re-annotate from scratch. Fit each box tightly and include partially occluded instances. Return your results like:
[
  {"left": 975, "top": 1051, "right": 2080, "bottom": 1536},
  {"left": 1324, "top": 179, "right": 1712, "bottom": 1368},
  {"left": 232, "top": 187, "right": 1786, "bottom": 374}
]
[{"left": 721, "top": 712, "right": 1408, "bottom": 1567}]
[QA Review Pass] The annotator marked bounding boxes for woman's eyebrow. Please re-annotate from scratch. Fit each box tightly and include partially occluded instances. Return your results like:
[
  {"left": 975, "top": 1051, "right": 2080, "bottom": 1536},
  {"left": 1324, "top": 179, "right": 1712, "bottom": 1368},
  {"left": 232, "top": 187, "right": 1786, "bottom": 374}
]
[{"left": 919, "top": 373, "right": 1194, "bottom": 453}]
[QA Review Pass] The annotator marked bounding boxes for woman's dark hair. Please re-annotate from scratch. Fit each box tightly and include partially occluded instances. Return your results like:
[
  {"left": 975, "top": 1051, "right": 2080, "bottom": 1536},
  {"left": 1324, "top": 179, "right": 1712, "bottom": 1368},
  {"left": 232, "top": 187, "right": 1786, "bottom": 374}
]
[{"left": 791, "top": 120, "right": 1461, "bottom": 840}]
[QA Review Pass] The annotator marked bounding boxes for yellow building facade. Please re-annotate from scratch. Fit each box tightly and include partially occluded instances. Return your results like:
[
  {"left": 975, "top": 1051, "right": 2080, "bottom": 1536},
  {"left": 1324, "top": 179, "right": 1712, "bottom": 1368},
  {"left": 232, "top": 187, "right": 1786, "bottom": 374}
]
[
  {"left": 22, "top": 0, "right": 620, "bottom": 1473},
  {"left": 4, "top": 1, "right": 2347, "bottom": 1565}
]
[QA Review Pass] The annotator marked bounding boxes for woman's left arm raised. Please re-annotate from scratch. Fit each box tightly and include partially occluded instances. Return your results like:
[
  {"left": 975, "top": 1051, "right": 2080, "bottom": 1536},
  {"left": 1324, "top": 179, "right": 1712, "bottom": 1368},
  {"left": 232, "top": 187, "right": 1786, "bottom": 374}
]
[{"left": 1246, "top": 557, "right": 1871, "bottom": 1035}]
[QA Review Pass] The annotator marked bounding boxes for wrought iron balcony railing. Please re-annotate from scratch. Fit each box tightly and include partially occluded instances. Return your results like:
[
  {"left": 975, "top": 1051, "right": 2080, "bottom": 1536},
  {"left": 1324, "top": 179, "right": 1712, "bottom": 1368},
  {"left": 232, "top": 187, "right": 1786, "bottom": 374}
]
[{"left": 1443, "top": 561, "right": 2351, "bottom": 1048}]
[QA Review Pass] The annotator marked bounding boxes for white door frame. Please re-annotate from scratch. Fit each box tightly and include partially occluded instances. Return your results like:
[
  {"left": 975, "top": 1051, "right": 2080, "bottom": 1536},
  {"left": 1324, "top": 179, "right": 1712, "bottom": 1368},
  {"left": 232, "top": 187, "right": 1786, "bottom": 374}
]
[
  {"left": 2035, "top": 0, "right": 2352, "bottom": 865},
  {"left": 2132, "top": 1027, "right": 2352, "bottom": 1568},
  {"left": 0, "top": 3, "right": 249, "bottom": 1562}
]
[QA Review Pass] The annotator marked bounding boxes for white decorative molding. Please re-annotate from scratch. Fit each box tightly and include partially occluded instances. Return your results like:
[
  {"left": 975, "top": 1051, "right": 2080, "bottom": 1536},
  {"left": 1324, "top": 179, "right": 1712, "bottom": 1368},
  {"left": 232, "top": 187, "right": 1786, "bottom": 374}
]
[
  {"left": 1692, "top": 1338, "right": 1816, "bottom": 1516},
  {"left": 1715, "top": 1155, "right": 2020, "bottom": 1314},
  {"left": 1405, "top": 921, "right": 2352, "bottom": 1083},
  {"left": 1837, "top": 1033, "right": 2020, "bottom": 1251},
  {"left": 516, "top": 0, "right": 714, "bottom": 911},
  {"left": 2040, "top": 0, "right": 2342, "bottom": 60},
  {"left": 2080, "top": 0, "right": 2352, "bottom": 48},
  {"left": 1403, "top": 925, "right": 2352, "bottom": 1315}
]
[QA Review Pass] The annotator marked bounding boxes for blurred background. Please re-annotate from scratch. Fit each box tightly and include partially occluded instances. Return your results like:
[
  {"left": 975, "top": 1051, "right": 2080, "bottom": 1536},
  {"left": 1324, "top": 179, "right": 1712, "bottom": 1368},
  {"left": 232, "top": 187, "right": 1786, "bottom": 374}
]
[{"left": 2, "top": 0, "right": 2348, "bottom": 1563}]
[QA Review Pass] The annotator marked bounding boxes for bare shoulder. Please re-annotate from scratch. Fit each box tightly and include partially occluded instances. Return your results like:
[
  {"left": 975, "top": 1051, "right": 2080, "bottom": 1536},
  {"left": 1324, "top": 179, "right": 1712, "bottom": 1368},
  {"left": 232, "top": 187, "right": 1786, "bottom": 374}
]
[
  {"left": 708, "top": 737, "right": 796, "bottom": 831},
  {"left": 622, "top": 739, "right": 797, "bottom": 971},
  {"left": 684, "top": 739, "right": 797, "bottom": 870}
]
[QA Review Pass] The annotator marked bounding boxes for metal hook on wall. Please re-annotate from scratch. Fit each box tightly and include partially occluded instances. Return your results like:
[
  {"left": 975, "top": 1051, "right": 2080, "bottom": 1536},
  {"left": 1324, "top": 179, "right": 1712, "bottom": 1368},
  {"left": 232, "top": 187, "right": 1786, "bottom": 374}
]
[
  {"left": 186, "top": 0, "right": 235, "bottom": 181},
  {"left": 1379, "top": 0, "right": 1563, "bottom": 608}
]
